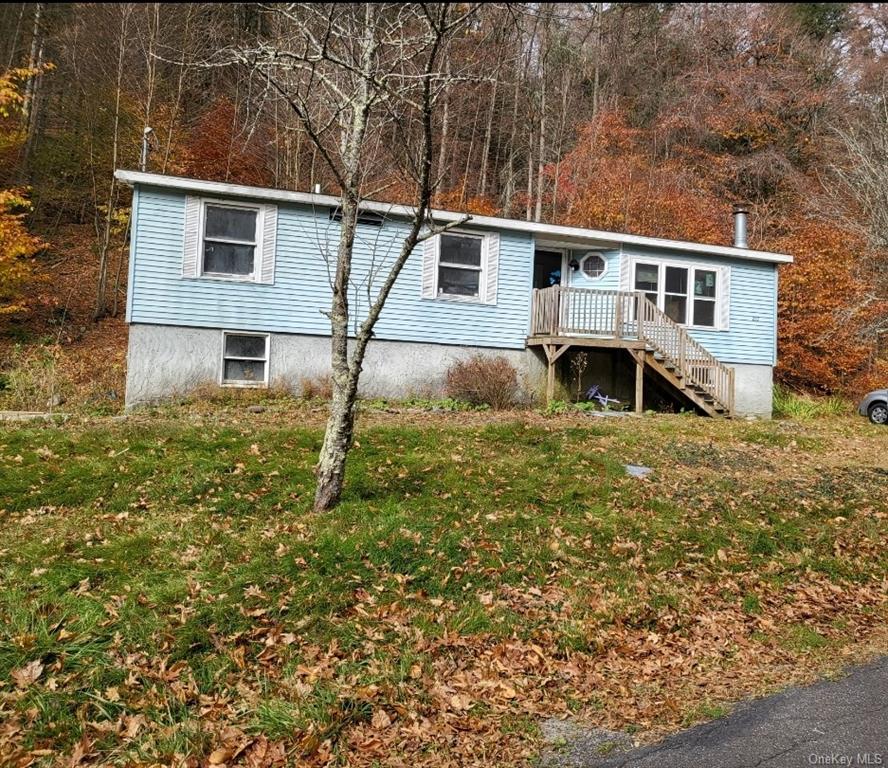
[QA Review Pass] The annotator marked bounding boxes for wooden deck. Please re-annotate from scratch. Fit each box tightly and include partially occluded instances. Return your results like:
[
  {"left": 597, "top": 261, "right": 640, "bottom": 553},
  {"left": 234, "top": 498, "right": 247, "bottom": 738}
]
[{"left": 527, "top": 286, "right": 735, "bottom": 417}]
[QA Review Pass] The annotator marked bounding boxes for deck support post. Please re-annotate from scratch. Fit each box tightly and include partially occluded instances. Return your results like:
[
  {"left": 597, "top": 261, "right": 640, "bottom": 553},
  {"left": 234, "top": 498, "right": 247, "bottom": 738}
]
[
  {"left": 631, "top": 349, "right": 644, "bottom": 414},
  {"left": 543, "top": 343, "right": 570, "bottom": 404}
]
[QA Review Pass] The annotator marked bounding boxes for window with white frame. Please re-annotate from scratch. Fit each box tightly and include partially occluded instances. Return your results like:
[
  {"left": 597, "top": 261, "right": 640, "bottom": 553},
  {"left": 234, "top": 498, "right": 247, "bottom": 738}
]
[
  {"left": 221, "top": 332, "right": 269, "bottom": 386},
  {"left": 437, "top": 233, "right": 484, "bottom": 298},
  {"left": 633, "top": 262, "right": 721, "bottom": 328},
  {"left": 202, "top": 204, "right": 259, "bottom": 277},
  {"left": 692, "top": 269, "right": 717, "bottom": 327},
  {"left": 580, "top": 252, "right": 606, "bottom": 279}
]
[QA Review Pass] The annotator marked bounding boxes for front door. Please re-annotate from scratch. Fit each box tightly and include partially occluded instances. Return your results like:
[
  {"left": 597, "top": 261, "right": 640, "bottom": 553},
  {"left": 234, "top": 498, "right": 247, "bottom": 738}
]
[{"left": 533, "top": 250, "right": 564, "bottom": 289}]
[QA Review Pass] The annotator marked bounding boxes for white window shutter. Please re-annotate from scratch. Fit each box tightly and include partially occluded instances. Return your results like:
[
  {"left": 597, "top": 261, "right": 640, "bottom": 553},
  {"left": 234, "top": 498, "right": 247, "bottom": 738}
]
[
  {"left": 258, "top": 204, "right": 277, "bottom": 284},
  {"left": 484, "top": 233, "right": 500, "bottom": 305},
  {"left": 718, "top": 265, "right": 731, "bottom": 330},
  {"left": 619, "top": 254, "right": 631, "bottom": 291},
  {"left": 421, "top": 235, "right": 437, "bottom": 298},
  {"left": 182, "top": 196, "right": 201, "bottom": 277}
]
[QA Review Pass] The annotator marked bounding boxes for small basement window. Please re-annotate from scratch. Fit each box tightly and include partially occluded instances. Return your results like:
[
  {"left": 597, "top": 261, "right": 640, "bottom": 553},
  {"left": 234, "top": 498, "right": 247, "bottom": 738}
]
[
  {"left": 221, "top": 332, "right": 268, "bottom": 386},
  {"left": 438, "top": 233, "right": 483, "bottom": 298},
  {"left": 203, "top": 204, "right": 258, "bottom": 277}
]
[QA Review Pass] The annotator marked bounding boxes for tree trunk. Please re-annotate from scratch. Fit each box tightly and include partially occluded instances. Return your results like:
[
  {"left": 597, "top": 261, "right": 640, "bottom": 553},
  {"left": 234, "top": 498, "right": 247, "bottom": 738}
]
[
  {"left": 313, "top": 192, "right": 359, "bottom": 511},
  {"left": 437, "top": 56, "right": 451, "bottom": 198},
  {"left": 479, "top": 77, "right": 498, "bottom": 199},
  {"left": 525, "top": 125, "right": 534, "bottom": 221},
  {"left": 95, "top": 4, "right": 130, "bottom": 319},
  {"left": 461, "top": 92, "right": 483, "bottom": 206},
  {"left": 20, "top": 3, "right": 43, "bottom": 126},
  {"left": 534, "top": 75, "right": 546, "bottom": 223},
  {"left": 592, "top": 2, "right": 602, "bottom": 116},
  {"left": 5, "top": 3, "right": 26, "bottom": 69},
  {"left": 20, "top": 2, "right": 45, "bottom": 174}
]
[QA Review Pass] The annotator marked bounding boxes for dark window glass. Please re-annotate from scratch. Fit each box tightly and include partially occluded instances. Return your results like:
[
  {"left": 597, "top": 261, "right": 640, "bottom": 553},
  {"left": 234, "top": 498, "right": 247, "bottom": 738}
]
[
  {"left": 223, "top": 359, "right": 265, "bottom": 383},
  {"left": 694, "top": 270, "right": 717, "bottom": 298},
  {"left": 694, "top": 299, "right": 716, "bottom": 327},
  {"left": 205, "top": 206, "right": 257, "bottom": 241},
  {"left": 438, "top": 266, "right": 480, "bottom": 296},
  {"left": 225, "top": 334, "right": 266, "bottom": 358},
  {"left": 665, "top": 266, "right": 688, "bottom": 294},
  {"left": 204, "top": 242, "right": 254, "bottom": 275},
  {"left": 664, "top": 294, "right": 687, "bottom": 324},
  {"left": 634, "top": 263, "right": 659, "bottom": 292},
  {"left": 440, "top": 234, "right": 482, "bottom": 267}
]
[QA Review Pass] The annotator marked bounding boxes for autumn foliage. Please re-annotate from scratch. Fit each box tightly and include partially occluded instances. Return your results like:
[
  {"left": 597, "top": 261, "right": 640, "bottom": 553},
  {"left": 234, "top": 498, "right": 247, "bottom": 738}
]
[
  {"left": 0, "top": 69, "right": 44, "bottom": 317},
  {"left": 0, "top": 189, "right": 43, "bottom": 315},
  {"left": 547, "top": 112, "right": 731, "bottom": 245},
  {"left": 774, "top": 222, "right": 888, "bottom": 393},
  {"left": 182, "top": 98, "right": 272, "bottom": 187}
]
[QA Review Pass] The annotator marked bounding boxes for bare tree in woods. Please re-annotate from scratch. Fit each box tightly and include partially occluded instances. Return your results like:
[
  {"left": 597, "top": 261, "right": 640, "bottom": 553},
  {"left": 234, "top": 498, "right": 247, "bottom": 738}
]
[
  {"left": 94, "top": 3, "right": 133, "bottom": 319},
  {"left": 235, "top": 3, "right": 480, "bottom": 511},
  {"left": 833, "top": 94, "right": 888, "bottom": 254}
]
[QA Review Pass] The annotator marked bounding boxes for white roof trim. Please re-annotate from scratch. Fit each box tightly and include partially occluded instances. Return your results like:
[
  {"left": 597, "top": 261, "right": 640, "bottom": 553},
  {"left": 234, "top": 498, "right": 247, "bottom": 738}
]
[{"left": 114, "top": 170, "right": 793, "bottom": 264}]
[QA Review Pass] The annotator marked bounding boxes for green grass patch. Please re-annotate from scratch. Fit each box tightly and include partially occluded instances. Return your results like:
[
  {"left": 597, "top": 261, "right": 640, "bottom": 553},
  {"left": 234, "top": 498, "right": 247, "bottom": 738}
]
[
  {"left": 0, "top": 410, "right": 885, "bottom": 764},
  {"left": 773, "top": 385, "right": 851, "bottom": 420}
]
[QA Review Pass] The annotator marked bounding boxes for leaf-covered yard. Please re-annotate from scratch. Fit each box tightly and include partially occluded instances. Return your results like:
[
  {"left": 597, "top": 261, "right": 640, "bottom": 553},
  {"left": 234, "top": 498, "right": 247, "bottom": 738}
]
[{"left": 1, "top": 406, "right": 886, "bottom": 767}]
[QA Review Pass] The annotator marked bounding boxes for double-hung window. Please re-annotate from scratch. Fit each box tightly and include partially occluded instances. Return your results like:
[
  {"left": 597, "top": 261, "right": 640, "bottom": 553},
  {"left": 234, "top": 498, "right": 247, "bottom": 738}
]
[
  {"left": 183, "top": 196, "right": 277, "bottom": 283},
  {"left": 692, "top": 269, "right": 717, "bottom": 327},
  {"left": 421, "top": 229, "right": 499, "bottom": 304},
  {"left": 202, "top": 204, "right": 259, "bottom": 278},
  {"left": 633, "top": 262, "right": 722, "bottom": 329},
  {"left": 221, "top": 332, "right": 269, "bottom": 386},
  {"left": 437, "top": 233, "right": 484, "bottom": 298}
]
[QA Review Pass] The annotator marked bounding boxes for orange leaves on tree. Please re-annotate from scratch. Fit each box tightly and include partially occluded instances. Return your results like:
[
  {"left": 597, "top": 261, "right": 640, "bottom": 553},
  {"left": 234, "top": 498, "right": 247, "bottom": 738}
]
[
  {"left": 548, "top": 112, "right": 731, "bottom": 245},
  {"left": 0, "top": 189, "right": 43, "bottom": 316},
  {"left": 434, "top": 182, "right": 499, "bottom": 216},
  {"left": 772, "top": 221, "right": 884, "bottom": 393},
  {"left": 182, "top": 98, "right": 272, "bottom": 188},
  {"left": 0, "top": 70, "right": 45, "bottom": 317}
]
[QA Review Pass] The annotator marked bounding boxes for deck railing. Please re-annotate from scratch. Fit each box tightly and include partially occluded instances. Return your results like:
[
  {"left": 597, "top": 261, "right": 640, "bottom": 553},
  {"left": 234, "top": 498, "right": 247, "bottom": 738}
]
[{"left": 530, "top": 285, "right": 734, "bottom": 414}]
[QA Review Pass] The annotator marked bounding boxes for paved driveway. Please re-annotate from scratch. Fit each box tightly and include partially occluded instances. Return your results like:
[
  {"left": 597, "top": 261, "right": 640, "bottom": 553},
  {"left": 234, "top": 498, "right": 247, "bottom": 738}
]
[{"left": 545, "top": 657, "right": 888, "bottom": 768}]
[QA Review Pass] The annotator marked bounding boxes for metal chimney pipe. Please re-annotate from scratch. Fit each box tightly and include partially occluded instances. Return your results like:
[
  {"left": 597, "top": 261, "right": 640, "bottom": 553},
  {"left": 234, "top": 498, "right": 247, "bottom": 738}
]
[
  {"left": 140, "top": 126, "right": 153, "bottom": 172},
  {"left": 733, "top": 203, "right": 749, "bottom": 249}
]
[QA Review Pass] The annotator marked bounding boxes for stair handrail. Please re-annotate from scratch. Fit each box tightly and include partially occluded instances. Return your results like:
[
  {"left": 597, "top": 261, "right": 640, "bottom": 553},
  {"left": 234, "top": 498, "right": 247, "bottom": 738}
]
[{"left": 636, "top": 292, "right": 733, "bottom": 414}]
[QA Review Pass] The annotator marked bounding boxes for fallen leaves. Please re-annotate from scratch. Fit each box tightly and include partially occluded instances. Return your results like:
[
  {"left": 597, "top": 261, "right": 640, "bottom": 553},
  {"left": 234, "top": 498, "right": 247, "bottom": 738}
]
[
  {"left": 10, "top": 659, "right": 43, "bottom": 688},
  {"left": 1, "top": 411, "right": 886, "bottom": 768}
]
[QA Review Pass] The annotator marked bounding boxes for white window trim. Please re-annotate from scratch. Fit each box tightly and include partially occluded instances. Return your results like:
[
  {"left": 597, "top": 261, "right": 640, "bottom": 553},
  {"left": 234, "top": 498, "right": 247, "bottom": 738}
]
[
  {"left": 578, "top": 250, "right": 608, "bottom": 281},
  {"left": 199, "top": 198, "right": 265, "bottom": 282},
  {"left": 220, "top": 331, "right": 270, "bottom": 388},
  {"left": 630, "top": 257, "right": 725, "bottom": 331},
  {"left": 432, "top": 230, "right": 489, "bottom": 303}
]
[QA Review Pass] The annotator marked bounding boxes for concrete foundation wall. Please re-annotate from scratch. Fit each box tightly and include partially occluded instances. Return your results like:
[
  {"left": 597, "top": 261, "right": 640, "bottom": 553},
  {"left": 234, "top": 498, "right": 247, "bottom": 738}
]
[
  {"left": 126, "top": 323, "right": 548, "bottom": 407},
  {"left": 126, "top": 324, "right": 774, "bottom": 418},
  {"left": 729, "top": 362, "right": 773, "bottom": 418}
]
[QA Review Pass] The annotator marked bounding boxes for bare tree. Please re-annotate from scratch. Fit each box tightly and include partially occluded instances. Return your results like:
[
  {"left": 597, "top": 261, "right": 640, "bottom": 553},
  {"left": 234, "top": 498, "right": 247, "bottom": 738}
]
[
  {"left": 833, "top": 95, "right": 888, "bottom": 252},
  {"left": 236, "top": 3, "right": 479, "bottom": 511}
]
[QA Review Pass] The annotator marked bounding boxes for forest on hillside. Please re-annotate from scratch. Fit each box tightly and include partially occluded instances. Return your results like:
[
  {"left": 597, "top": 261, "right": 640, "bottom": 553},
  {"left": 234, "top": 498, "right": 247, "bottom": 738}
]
[{"left": 0, "top": 2, "right": 886, "bottom": 406}]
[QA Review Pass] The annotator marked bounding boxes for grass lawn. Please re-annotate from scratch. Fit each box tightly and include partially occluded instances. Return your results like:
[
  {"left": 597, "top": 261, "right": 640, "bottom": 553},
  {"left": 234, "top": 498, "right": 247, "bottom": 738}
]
[{"left": 1, "top": 402, "right": 886, "bottom": 766}]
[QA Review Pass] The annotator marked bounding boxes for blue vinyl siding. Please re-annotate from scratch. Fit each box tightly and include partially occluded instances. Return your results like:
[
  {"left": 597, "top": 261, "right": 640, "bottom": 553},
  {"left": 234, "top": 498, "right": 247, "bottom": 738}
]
[
  {"left": 567, "top": 249, "right": 621, "bottom": 291},
  {"left": 129, "top": 187, "right": 534, "bottom": 349},
  {"left": 129, "top": 185, "right": 778, "bottom": 365},
  {"left": 620, "top": 246, "right": 778, "bottom": 366}
]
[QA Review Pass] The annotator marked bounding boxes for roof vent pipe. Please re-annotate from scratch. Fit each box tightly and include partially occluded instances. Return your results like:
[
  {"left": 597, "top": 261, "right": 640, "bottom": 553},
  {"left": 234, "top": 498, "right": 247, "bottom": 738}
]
[{"left": 733, "top": 203, "right": 749, "bottom": 249}]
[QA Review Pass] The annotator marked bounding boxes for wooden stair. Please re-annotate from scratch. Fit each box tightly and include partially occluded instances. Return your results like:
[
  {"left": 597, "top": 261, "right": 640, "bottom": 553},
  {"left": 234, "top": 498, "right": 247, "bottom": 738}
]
[
  {"left": 528, "top": 286, "right": 735, "bottom": 417},
  {"left": 637, "top": 295, "right": 735, "bottom": 418},
  {"left": 644, "top": 352, "right": 730, "bottom": 418}
]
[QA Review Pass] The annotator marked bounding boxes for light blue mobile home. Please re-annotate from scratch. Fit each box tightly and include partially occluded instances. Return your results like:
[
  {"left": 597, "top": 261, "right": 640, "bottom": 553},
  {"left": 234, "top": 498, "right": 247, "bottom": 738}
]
[{"left": 116, "top": 171, "right": 792, "bottom": 417}]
